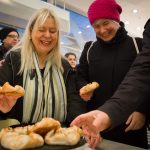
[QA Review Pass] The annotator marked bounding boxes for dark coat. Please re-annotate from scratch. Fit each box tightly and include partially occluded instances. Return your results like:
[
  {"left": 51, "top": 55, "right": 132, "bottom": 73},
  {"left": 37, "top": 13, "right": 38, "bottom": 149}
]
[
  {"left": 100, "top": 19, "right": 150, "bottom": 128},
  {"left": 77, "top": 24, "right": 148, "bottom": 148},
  {"left": 0, "top": 50, "right": 86, "bottom": 126},
  {"left": 0, "top": 45, "right": 8, "bottom": 61}
]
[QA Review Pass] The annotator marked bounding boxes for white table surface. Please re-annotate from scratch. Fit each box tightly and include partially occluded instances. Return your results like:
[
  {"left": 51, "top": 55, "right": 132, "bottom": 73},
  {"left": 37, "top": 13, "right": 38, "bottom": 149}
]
[{"left": 71, "top": 139, "right": 146, "bottom": 150}]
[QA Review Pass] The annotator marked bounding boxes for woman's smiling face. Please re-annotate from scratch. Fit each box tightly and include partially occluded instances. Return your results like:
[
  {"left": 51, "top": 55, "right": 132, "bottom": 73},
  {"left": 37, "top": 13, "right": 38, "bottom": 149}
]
[
  {"left": 31, "top": 17, "right": 58, "bottom": 57},
  {"left": 93, "top": 19, "right": 120, "bottom": 42}
]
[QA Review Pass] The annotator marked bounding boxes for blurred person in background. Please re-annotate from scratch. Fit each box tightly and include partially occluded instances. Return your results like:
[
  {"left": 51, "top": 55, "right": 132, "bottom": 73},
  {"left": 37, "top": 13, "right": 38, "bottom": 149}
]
[
  {"left": 75, "top": 0, "right": 147, "bottom": 148},
  {"left": 0, "top": 27, "right": 19, "bottom": 60},
  {"left": 65, "top": 52, "right": 77, "bottom": 70},
  {"left": 64, "top": 52, "right": 87, "bottom": 113}
]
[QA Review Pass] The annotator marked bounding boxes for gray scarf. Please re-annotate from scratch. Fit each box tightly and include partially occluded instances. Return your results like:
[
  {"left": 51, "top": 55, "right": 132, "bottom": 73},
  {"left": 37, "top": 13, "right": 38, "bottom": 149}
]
[{"left": 22, "top": 52, "right": 67, "bottom": 123}]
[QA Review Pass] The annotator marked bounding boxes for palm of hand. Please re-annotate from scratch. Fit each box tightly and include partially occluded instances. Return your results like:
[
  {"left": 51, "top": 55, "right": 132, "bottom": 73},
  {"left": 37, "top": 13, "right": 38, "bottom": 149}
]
[{"left": 0, "top": 95, "right": 19, "bottom": 113}]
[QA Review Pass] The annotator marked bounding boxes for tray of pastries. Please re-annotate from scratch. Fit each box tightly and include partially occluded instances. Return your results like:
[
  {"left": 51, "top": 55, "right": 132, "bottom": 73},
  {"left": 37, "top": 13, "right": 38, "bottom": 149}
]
[{"left": 0, "top": 118, "right": 85, "bottom": 150}]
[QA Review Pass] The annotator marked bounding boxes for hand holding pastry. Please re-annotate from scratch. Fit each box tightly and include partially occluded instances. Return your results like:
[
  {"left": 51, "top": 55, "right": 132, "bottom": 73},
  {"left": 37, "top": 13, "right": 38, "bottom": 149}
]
[
  {"left": 80, "top": 91, "right": 93, "bottom": 101},
  {"left": 0, "top": 82, "right": 25, "bottom": 113},
  {"left": 80, "top": 82, "right": 99, "bottom": 101}
]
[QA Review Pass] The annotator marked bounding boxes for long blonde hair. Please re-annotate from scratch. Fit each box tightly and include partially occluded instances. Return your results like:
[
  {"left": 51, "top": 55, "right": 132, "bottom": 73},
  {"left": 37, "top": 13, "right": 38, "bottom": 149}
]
[{"left": 12, "top": 7, "right": 62, "bottom": 74}]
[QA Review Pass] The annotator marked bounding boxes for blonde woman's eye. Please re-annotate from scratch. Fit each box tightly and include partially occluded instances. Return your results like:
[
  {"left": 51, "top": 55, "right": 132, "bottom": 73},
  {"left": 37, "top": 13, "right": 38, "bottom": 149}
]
[
  {"left": 39, "top": 29, "right": 45, "bottom": 32},
  {"left": 49, "top": 30, "right": 57, "bottom": 33}
]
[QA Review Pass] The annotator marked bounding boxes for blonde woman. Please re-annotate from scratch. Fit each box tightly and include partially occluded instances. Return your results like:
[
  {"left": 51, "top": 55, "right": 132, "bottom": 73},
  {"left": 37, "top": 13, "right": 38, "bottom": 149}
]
[{"left": 0, "top": 8, "right": 86, "bottom": 126}]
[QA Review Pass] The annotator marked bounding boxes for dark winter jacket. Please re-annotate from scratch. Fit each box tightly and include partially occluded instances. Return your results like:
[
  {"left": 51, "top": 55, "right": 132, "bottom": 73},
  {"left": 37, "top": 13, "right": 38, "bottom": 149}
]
[
  {"left": 77, "top": 24, "right": 148, "bottom": 148},
  {"left": 77, "top": 25, "right": 143, "bottom": 110},
  {"left": 0, "top": 45, "right": 9, "bottom": 61},
  {"left": 0, "top": 50, "right": 86, "bottom": 126},
  {"left": 100, "top": 19, "right": 150, "bottom": 128}
]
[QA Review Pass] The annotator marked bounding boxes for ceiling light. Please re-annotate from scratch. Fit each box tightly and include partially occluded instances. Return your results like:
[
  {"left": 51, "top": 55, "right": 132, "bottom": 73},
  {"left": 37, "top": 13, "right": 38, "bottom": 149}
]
[
  {"left": 137, "top": 27, "right": 141, "bottom": 31},
  {"left": 132, "top": 9, "right": 138, "bottom": 14},
  {"left": 78, "top": 31, "right": 82, "bottom": 34},
  {"left": 86, "top": 25, "right": 91, "bottom": 28}
]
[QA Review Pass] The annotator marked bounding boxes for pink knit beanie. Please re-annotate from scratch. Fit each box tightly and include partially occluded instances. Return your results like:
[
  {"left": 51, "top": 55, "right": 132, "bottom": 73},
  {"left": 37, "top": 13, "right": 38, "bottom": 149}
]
[{"left": 88, "top": 0, "right": 122, "bottom": 25}]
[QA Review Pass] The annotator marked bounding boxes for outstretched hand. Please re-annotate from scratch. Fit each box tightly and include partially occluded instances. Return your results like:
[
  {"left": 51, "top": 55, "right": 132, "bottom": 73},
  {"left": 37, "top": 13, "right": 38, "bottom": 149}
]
[
  {"left": 0, "top": 94, "right": 21, "bottom": 113},
  {"left": 70, "top": 110, "right": 111, "bottom": 149}
]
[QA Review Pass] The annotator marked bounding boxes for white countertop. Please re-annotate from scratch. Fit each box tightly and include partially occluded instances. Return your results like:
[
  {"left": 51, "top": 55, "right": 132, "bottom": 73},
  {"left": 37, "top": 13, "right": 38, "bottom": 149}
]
[{"left": 71, "top": 139, "right": 146, "bottom": 150}]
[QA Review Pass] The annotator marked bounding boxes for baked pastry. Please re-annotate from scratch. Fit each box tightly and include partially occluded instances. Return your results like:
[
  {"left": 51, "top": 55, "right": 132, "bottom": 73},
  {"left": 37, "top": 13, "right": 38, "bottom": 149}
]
[
  {"left": 0, "top": 126, "right": 30, "bottom": 140},
  {"left": 0, "top": 128, "right": 13, "bottom": 140},
  {"left": 1, "top": 118, "right": 82, "bottom": 149},
  {"left": 1, "top": 132, "right": 44, "bottom": 150},
  {"left": 0, "top": 82, "right": 25, "bottom": 97},
  {"left": 80, "top": 81, "right": 99, "bottom": 95},
  {"left": 45, "top": 126, "right": 82, "bottom": 146},
  {"left": 29, "top": 117, "right": 61, "bottom": 135}
]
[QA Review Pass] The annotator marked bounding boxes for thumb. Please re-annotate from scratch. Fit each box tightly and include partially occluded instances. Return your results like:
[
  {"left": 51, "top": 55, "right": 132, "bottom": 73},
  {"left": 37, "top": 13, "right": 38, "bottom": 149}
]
[{"left": 126, "top": 114, "right": 132, "bottom": 125}]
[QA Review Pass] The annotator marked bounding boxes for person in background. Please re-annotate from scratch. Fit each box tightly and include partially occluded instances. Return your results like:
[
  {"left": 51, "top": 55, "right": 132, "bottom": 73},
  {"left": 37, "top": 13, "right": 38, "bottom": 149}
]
[
  {"left": 65, "top": 52, "right": 77, "bottom": 70},
  {"left": 0, "top": 27, "right": 19, "bottom": 61},
  {"left": 75, "top": 0, "right": 147, "bottom": 148},
  {"left": 0, "top": 8, "right": 86, "bottom": 127},
  {"left": 64, "top": 52, "right": 87, "bottom": 114},
  {"left": 71, "top": 18, "right": 150, "bottom": 149}
]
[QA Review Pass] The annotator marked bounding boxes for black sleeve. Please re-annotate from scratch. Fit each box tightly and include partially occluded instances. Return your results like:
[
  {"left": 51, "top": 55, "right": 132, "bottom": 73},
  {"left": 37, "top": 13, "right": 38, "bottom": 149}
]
[
  {"left": 66, "top": 69, "right": 87, "bottom": 126},
  {"left": 0, "top": 53, "right": 13, "bottom": 85},
  {"left": 99, "top": 19, "right": 150, "bottom": 128},
  {"left": 135, "top": 37, "right": 143, "bottom": 53},
  {"left": 76, "top": 41, "right": 92, "bottom": 90}
]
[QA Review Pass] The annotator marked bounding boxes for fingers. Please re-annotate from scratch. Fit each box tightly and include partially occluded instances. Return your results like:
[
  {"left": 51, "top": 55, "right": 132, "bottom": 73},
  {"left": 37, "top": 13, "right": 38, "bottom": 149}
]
[
  {"left": 125, "top": 112, "right": 146, "bottom": 132},
  {"left": 0, "top": 95, "right": 19, "bottom": 113},
  {"left": 70, "top": 113, "right": 88, "bottom": 127},
  {"left": 88, "top": 134, "right": 101, "bottom": 149},
  {"left": 80, "top": 94, "right": 91, "bottom": 101},
  {"left": 125, "top": 124, "right": 134, "bottom": 132},
  {"left": 80, "top": 90, "right": 93, "bottom": 101},
  {"left": 125, "top": 119, "right": 141, "bottom": 132},
  {"left": 83, "top": 130, "right": 101, "bottom": 149},
  {"left": 80, "top": 93, "right": 92, "bottom": 101},
  {"left": 126, "top": 114, "right": 132, "bottom": 125}
]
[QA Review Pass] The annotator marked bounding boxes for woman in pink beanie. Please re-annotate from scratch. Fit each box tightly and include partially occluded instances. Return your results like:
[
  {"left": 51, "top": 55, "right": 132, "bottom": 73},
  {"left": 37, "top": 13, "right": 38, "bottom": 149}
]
[{"left": 75, "top": 0, "right": 148, "bottom": 149}]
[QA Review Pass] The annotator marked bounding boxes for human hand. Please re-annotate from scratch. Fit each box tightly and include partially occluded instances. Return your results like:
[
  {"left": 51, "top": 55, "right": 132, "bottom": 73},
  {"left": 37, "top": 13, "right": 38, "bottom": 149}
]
[
  {"left": 80, "top": 91, "right": 93, "bottom": 101},
  {"left": 70, "top": 110, "right": 111, "bottom": 149},
  {"left": 125, "top": 111, "right": 145, "bottom": 132},
  {"left": 0, "top": 59, "right": 5, "bottom": 67},
  {"left": 0, "top": 94, "right": 21, "bottom": 113}
]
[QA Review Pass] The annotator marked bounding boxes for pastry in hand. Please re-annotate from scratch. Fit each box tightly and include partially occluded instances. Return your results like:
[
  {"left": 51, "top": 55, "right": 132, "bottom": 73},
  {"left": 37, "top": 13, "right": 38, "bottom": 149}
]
[
  {"left": 0, "top": 82, "right": 25, "bottom": 97},
  {"left": 45, "top": 126, "right": 82, "bottom": 146},
  {"left": 80, "top": 82, "right": 99, "bottom": 95}
]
